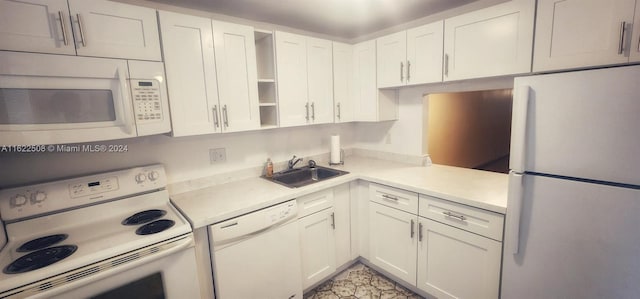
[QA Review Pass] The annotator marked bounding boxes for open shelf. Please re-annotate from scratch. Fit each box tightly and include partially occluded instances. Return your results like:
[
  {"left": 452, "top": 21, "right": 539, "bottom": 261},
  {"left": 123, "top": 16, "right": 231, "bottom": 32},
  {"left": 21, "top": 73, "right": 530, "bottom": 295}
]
[{"left": 255, "top": 29, "right": 278, "bottom": 128}]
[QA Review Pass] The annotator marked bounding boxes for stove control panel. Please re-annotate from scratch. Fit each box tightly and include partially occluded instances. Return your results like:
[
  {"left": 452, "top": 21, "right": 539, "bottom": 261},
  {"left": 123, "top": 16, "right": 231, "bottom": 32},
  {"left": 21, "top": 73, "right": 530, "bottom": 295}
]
[{"left": 0, "top": 164, "right": 167, "bottom": 222}]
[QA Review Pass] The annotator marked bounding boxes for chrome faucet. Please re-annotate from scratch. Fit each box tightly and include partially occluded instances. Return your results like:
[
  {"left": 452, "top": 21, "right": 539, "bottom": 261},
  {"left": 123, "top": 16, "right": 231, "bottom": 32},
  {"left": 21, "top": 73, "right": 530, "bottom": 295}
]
[{"left": 288, "top": 155, "right": 303, "bottom": 169}]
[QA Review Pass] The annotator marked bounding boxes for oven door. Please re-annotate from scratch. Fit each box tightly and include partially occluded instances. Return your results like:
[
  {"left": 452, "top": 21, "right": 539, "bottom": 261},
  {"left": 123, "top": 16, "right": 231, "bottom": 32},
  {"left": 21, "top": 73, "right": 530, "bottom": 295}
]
[
  {"left": 7, "top": 235, "right": 201, "bottom": 299},
  {"left": 0, "top": 51, "right": 137, "bottom": 146}
]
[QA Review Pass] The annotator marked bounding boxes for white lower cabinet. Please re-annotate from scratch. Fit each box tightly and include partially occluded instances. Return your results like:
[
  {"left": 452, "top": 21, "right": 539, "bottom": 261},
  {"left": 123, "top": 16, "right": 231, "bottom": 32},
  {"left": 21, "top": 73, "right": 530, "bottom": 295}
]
[
  {"left": 417, "top": 218, "right": 502, "bottom": 299},
  {"left": 368, "top": 202, "right": 418, "bottom": 284},
  {"left": 298, "top": 185, "right": 352, "bottom": 290},
  {"left": 299, "top": 207, "right": 337, "bottom": 289},
  {"left": 367, "top": 183, "right": 504, "bottom": 298}
]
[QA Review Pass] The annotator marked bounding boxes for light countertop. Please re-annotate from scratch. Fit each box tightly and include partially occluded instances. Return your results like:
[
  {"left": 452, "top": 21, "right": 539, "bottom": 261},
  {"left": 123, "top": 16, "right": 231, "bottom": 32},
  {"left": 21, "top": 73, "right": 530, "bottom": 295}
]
[{"left": 170, "top": 156, "right": 508, "bottom": 228}]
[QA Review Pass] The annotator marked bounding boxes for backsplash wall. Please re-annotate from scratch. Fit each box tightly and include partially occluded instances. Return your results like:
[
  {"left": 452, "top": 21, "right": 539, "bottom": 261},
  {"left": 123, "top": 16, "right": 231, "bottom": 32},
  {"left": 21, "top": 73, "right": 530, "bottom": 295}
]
[{"left": 0, "top": 123, "right": 355, "bottom": 189}]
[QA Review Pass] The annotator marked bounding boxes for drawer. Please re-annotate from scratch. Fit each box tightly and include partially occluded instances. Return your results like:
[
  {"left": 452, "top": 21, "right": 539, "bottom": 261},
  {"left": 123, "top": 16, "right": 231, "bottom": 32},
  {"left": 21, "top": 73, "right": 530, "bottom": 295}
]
[
  {"left": 419, "top": 195, "right": 504, "bottom": 241},
  {"left": 297, "top": 188, "right": 334, "bottom": 218},
  {"left": 369, "top": 183, "right": 418, "bottom": 214}
]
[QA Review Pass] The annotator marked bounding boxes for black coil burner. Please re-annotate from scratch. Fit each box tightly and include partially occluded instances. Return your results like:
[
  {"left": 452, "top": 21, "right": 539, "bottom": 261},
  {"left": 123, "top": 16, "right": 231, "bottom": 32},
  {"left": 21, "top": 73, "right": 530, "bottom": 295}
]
[
  {"left": 122, "top": 209, "right": 167, "bottom": 226},
  {"left": 4, "top": 245, "right": 78, "bottom": 274},
  {"left": 135, "top": 219, "right": 175, "bottom": 235},
  {"left": 16, "top": 234, "right": 69, "bottom": 252}
]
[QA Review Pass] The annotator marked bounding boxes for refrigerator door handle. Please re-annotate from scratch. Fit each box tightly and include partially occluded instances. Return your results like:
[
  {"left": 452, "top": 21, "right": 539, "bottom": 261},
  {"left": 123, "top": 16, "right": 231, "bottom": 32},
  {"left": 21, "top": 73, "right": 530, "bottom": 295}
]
[
  {"left": 510, "top": 85, "right": 530, "bottom": 173},
  {"left": 507, "top": 172, "right": 524, "bottom": 254}
]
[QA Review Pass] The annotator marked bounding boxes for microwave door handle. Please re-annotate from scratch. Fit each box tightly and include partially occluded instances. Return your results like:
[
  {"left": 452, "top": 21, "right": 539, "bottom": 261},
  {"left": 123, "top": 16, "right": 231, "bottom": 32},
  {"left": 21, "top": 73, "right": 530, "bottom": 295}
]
[{"left": 118, "top": 67, "right": 136, "bottom": 135}]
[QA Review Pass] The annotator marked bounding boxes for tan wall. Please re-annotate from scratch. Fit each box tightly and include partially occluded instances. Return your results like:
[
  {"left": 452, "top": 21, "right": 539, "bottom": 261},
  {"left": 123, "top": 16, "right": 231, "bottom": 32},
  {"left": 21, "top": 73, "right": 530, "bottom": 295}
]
[{"left": 426, "top": 89, "right": 512, "bottom": 169}]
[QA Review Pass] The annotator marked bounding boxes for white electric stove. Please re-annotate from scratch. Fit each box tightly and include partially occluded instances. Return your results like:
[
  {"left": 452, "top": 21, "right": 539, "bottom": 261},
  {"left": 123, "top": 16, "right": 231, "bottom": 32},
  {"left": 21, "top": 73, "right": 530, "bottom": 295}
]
[{"left": 0, "top": 165, "right": 201, "bottom": 299}]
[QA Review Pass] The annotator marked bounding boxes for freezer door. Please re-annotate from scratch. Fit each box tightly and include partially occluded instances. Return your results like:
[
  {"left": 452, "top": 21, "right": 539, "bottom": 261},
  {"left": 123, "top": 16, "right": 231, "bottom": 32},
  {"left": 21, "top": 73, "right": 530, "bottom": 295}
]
[
  {"left": 502, "top": 173, "right": 640, "bottom": 299},
  {"left": 510, "top": 65, "right": 640, "bottom": 186}
]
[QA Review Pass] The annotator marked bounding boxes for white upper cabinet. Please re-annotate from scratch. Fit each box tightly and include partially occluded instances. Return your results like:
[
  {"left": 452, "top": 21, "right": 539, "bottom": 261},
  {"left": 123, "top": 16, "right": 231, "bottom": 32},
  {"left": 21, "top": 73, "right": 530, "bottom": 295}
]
[
  {"left": 212, "top": 20, "right": 260, "bottom": 132},
  {"left": 354, "top": 40, "right": 398, "bottom": 122},
  {"left": 275, "top": 31, "right": 308, "bottom": 127},
  {"left": 68, "top": 0, "right": 161, "bottom": 61},
  {"left": 443, "top": 0, "right": 535, "bottom": 81},
  {"left": 406, "top": 21, "right": 444, "bottom": 85},
  {"left": 275, "top": 31, "right": 333, "bottom": 127},
  {"left": 0, "top": 0, "right": 161, "bottom": 60},
  {"left": 306, "top": 37, "right": 334, "bottom": 124},
  {"left": 533, "top": 0, "right": 637, "bottom": 72},
  {"left": 377, "top": 21, "right": 443, "bottom": 88},
  {"left": 377, "top": 31, "right": 407, "bottom": 88},
  {"left": 332, "top": 42, "right": 355, "bottom": 123},
  {"left": 158, "top": 11, "right": 219, "bottom": 136},
  {"left": 0, "top": 0, "right": 75, "bottom": 55}
]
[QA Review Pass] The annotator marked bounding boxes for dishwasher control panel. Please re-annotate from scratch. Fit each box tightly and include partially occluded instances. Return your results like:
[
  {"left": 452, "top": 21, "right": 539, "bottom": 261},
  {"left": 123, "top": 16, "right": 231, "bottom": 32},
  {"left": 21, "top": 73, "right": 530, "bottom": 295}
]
[
  {"left": 210, "top": 200, "right": 298, "bottom": 246},
  {"left": 265, "top": 200, "right": 296, "bottom": 224}
]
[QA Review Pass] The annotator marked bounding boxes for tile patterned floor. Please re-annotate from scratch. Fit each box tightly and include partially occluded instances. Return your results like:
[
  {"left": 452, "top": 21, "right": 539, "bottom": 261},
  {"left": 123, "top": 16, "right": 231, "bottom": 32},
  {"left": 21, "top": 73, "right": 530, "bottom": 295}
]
[{"left": 304, "top": 262, "right": 424, "bottom": 299}]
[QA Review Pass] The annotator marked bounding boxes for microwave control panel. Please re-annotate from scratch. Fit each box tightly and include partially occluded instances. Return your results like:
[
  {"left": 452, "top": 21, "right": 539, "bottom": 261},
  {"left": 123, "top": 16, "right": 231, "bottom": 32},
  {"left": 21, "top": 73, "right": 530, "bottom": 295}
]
[{"left": 131, "top": 79, "right": 164, "bottom": 124}]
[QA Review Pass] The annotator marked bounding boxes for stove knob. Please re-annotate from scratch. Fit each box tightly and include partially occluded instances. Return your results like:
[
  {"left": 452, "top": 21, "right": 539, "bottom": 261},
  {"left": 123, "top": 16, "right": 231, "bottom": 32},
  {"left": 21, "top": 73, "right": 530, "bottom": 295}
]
[
  {"left": 10, "top": 194, "right": 28, "bottom": 207},
  {"left": 148, "top": 171, "right": 160, "bottom": 181},
  {"left": 135, "top": 173, "right": 147, "bottom": 183},
  {"left": 31, "top": 191, "right": 47, "bottom": 204}
]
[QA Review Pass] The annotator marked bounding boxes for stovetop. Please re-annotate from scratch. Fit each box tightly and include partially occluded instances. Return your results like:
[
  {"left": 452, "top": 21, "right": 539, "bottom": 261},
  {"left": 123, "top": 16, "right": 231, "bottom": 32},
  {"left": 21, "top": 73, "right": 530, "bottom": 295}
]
[{"left": 0, "top": 165, "right": 192, "bottom": 295}]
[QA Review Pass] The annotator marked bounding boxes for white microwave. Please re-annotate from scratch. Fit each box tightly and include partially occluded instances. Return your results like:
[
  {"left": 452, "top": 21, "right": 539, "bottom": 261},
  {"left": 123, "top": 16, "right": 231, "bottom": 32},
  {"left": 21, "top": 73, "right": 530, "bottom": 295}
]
[{"left": 0, "top": 51, "right": 171, "bottom": 146}]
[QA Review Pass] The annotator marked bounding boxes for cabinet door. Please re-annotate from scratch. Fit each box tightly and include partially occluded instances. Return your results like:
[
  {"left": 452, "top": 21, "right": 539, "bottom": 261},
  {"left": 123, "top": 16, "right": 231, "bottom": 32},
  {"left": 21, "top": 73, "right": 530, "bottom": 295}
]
[
  {"left": 533, "top": 0, "right": 635, "bottom": 72},
  {"left": 353, "top": 40, "right": 378, "bottom": 121},
  {"left": 299, "top": 208, "right": 336, "bottom": 289},
  {"left": 276, "top": 31, "right": 308, "bottom": 127},
  {"left": 631, "top": 2, "right": 640, "bottom": 62},
  {"left": 0, "top": 0, "right": 75, "bottom": 55},
  {"left": 333, "top": 183, "right": 352, "bottom": 267},
  {"left": 332, "top": 42, "right": 354, "bottom": 123},
  {"left": 417, "top": 218, "right": 501, "bottom": 299},
  {"left": 369, "top": 202, "right": 417, "bottom": 285},
  {"left": 68, "top": 0, "right": 161, "bottom": 61},
  {"left": 158, "top": 11, "right": 220, "bottom": 136},
  {"left": 306, "top": 37, "right": 333, "bottom": 124},
  {"left": 406, "top": 21, "right": 443, "bottom": 85},
  {"left": 212, "top": 20, "right": 260, "bottom": 132},
  {"left": 443, "top": 0, "right": 534, "bottom": 81},
  {"left": 377, "top": 31, "right": 407, "bottom": 88}
]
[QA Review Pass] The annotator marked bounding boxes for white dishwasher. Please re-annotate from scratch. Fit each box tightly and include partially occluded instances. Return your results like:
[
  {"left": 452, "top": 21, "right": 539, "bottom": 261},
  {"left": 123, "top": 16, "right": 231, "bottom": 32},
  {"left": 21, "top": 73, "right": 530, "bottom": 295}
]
[{"left": 209, "top": 200, "right": 302, "bottom": 299}]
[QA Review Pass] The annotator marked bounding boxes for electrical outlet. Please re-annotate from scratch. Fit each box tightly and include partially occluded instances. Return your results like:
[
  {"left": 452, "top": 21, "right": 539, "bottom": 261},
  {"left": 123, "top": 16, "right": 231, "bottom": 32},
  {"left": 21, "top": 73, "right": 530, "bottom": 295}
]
[{"left": 209, "top": 148, "right": 226, "bottom": 164}]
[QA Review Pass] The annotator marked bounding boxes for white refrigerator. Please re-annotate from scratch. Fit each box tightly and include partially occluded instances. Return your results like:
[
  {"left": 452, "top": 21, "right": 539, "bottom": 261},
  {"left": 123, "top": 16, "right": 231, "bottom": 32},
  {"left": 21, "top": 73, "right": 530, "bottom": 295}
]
[{"left": 502, "top": 65, "right": 640, "bottom": 298}]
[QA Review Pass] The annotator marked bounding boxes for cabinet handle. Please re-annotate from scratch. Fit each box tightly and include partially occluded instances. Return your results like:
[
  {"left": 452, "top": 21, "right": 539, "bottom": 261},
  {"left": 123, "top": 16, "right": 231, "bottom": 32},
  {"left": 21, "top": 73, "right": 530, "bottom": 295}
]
[
  {"left": 336, "top": 103, "right": 341, "bottom": 120},
  {"left": 444, "top": 54, "right": 449, "bottom": 77},
  {"left": 58, "top": 11, "right": 69, "bottom": 46},
  {"left": 311, "top": 102, "right": 315, "bottom": 121},
  {"left": 400, "top": 62, "right": 404, "bottom": 82},
  {"left": 443, "top": 211, "right": 466, "bottom": 221},
  {"left": 222, "top": 105, "right": 229, "bottom": 127},
  {"left": 406, "top": 60, "right": 411, "bottom": 82},
  {"left": 410, "top": 219, "right": 415, "bottom": 239},
  {"left": 76, "top": 14, "right": 87, "bottom": 47},
  {"left": 305, "top": 103, "right": 310, "bottom": 121},
  {"left": 212, "top": 106, "right": 219, "bottom": 128},
  {"left": 381, "top": 194, "right": 399, "bottom": 201},
  {"left": 618, "top": 21, "right": 627, "bottom": 55},
  {"left": 331, "top": 212, "right": 335, "bottom": 230},
  {"left": 418, "top": 222, "right": 423, "bottom": 242}
]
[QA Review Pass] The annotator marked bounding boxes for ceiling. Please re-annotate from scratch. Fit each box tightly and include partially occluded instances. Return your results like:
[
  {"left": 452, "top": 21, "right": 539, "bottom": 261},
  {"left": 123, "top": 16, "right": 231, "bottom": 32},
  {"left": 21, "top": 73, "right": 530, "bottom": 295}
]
[{"left": 147, "top": 0, "right": 479, "bottom": 39}]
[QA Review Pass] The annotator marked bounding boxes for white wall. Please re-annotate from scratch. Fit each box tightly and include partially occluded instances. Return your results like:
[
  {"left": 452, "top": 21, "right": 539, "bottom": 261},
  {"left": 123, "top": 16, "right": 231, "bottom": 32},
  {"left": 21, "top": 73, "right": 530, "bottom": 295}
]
[{"left": 0, "top": 124, "right": 354, "bottom": 188}]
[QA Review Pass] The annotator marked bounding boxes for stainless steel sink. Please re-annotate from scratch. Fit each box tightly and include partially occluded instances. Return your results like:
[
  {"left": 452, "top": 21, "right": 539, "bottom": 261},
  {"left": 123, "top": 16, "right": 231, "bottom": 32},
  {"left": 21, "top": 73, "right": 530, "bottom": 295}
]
[{"left": 264, "top": 165, "right": 349, "bottom": 188}]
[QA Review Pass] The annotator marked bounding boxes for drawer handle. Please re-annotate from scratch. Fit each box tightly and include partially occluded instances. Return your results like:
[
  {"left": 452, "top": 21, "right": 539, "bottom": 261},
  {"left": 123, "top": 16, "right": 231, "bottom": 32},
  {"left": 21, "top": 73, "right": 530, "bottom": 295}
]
[
  {"left": 382, "top": 194, "right": 399, "bottom": 201},
  {"left": 443, "top": 211, "right": 466, "bottom": 221}
]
